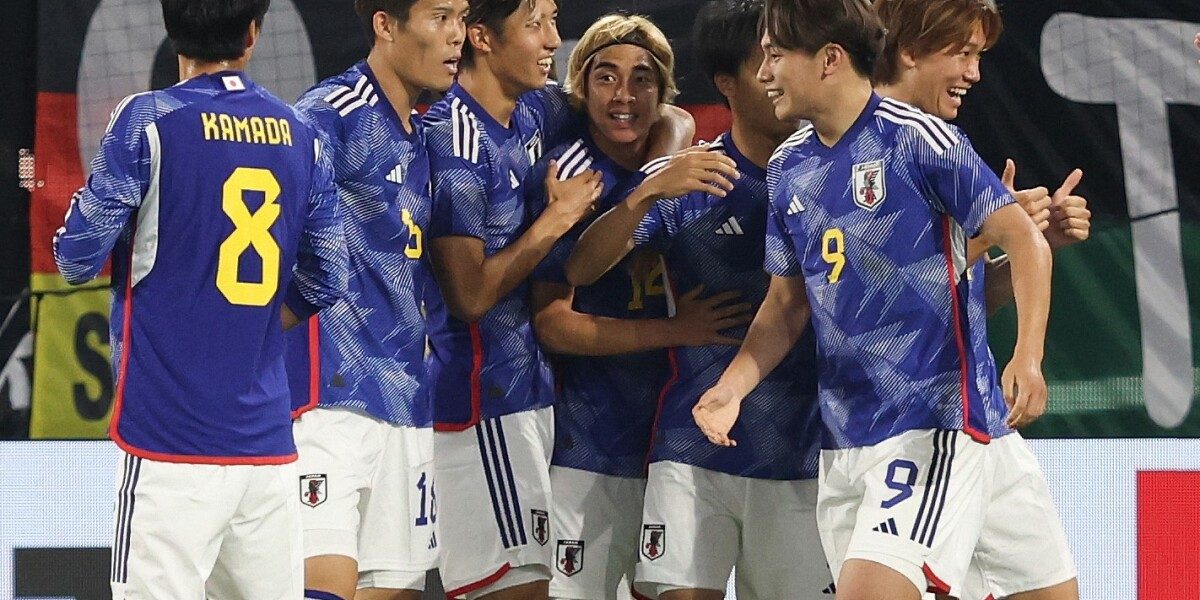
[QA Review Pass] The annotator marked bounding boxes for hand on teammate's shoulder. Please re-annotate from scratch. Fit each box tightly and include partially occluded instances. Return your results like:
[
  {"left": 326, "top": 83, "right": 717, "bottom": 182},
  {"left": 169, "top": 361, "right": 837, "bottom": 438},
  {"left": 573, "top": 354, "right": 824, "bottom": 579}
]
[{"left": 638, "top": 145, "right": 740, "bottom": 202}]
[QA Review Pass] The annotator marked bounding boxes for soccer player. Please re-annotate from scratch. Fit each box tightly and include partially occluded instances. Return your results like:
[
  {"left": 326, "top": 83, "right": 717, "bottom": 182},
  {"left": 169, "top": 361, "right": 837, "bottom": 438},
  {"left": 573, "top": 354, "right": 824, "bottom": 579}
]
[
  {"left": 420, "top": 1, "right": 693, "bottom": 598},
  {"left": 564, "top": 2, "right": 832, "bottom": 597},
  {"left": 283, "top": 1, "right": 467, "bottom": 600},
  {"left": 52, "top": 0, "right": 349, "bottom": 597},
  {"left": 691, "top": 0, "right": 1054, "bottom": 598},
  {"left": 871, "top": 1, "right": 1085, "bottom": 598},
  {"left": 526, "top": 14, "right": 745, "bottom": 600}
]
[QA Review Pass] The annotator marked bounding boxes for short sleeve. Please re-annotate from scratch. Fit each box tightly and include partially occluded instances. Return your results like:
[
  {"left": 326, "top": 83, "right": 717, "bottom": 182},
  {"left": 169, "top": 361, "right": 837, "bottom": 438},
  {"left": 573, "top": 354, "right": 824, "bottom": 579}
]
[
  {"left": 425, "top": 124, "right": 489, "bottom": 240},
  {"left": 909, "top": 124, "right": 1014, "bottom": 237},
  {"left": 763, "top": 194, "right": 801, "bottom": 277}
]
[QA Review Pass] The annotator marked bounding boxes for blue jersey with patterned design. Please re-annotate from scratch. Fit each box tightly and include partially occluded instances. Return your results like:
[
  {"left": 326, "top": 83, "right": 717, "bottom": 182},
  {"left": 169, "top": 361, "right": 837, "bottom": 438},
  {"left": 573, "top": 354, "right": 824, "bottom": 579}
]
[
  {"left": 968, "top": 261, "right": 1015, "bottom": 439},
  {"left": 631, "top": 132, "right": 821, "bottom": 480},
  {"left": 764, "top": 94, "right": 1014, "bottom": 450},
  {"left": 422, "top": 82, "right": 576, "bottom": 429},
  {"left": 284, "top": 61, "right": 435, "bottom": 427},
  {"left": 529, "top": 130, "right": 670, "bottom": 478},
  {"left": 52, "top": 72, "right": 348, "bottom": 462}
]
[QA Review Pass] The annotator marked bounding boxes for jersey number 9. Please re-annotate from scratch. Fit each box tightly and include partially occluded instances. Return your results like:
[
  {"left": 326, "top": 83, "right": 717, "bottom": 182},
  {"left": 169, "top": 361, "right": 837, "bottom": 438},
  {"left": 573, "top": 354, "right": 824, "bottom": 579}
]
[
  {"left": 822, "top": 228, "right": 846, "bottom": 284},
  {"left": 216, "top": 167, "right": 282, "bottom": 306}
]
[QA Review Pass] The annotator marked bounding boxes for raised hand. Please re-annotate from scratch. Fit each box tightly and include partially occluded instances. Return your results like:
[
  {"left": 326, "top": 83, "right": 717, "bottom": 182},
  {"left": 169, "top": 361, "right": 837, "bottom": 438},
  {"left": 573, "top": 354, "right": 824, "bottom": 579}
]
[
  {"left": 1045, "top": 168, "right": 1090, "bottom": 249},
  {"left": 669, "top": 284, "right": 753, "bottom": 347},
  {"left": 1001, "top": 159, "right": 1051, "bottom": 233},
  {"left": 543, "top": 160, "right": 604, "bottom": 235},
  {"left": 638, "top": 146, "right": 740, "bottom": 202}
]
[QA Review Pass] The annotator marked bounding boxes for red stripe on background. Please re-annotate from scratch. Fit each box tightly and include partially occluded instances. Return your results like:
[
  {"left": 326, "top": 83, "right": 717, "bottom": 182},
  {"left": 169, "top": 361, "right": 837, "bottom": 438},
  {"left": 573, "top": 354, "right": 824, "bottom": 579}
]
[
  {"left": 1138, "top": 470, "right": 1200, "bottom": 599},
  {"left": 31, "top": 91, "right": 91, "bottom": 275},
  {"left": 679, "top": 103, "right": 732, "bottom": 144}
]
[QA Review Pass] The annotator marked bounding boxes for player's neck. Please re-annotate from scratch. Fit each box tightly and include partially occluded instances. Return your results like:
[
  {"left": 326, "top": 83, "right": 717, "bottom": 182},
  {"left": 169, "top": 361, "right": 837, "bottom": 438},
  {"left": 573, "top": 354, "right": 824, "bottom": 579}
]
[
  {"left": 177, "top": 56, "right": 247, "bottom": 82},
  {"left": 729, "top": 116, "right": 782, "bottom": 170},
  {"left": 457, "top": 63, "right": 521, "bottom": 128},
  {"left": 589, "top": 122, "right": 648, "bottom": 171},
  {"left": 811, "top": 78, "right": 873, "bottom": 148},
  {"left": 874, "top": 81, "right": 915, "bottom": 110},
  {"left": 366, "top": 52, "right": 421, "bottom": 134}
]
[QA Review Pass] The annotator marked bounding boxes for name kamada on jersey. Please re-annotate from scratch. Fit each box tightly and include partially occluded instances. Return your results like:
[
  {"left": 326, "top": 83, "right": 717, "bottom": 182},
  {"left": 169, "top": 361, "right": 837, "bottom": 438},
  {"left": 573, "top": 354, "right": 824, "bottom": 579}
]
[
  {"left": 52, "top": 72, "right": 347, "bottom": 464},
  {"left": 764, "top": 94, "right": 1015, "bottom": 449}
]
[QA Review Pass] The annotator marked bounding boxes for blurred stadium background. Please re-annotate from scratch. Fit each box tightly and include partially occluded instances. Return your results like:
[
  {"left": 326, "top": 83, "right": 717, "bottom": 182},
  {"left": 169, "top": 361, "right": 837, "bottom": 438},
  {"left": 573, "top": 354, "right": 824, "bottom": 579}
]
[{"left": 0, "top": 0, "right": 1197, "bottom": 598}]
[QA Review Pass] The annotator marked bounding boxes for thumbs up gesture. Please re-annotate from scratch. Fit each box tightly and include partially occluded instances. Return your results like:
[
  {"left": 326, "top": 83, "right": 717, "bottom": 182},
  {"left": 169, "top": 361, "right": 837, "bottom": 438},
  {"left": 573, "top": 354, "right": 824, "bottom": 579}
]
[{"left": 1003, "top": 159, "right": 1091, "bottom": 250}]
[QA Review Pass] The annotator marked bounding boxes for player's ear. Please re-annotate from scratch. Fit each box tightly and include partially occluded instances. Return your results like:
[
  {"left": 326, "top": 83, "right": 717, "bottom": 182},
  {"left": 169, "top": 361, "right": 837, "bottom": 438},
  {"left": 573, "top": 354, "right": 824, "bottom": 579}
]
[
  {"left": 243, "top": 19, "right": 261, "bottom": 58},
  {"left": 898, "top": 46, "right": 918, "bottom": 70},
  {"left": 468, "top": 23, "right": 493, "bottom": 56},
  {"left": 373, "top": 10, "right": 396, "bottom": 44},
  {"left": 714, "top": 73, "right": 737, "bottom": 102}
]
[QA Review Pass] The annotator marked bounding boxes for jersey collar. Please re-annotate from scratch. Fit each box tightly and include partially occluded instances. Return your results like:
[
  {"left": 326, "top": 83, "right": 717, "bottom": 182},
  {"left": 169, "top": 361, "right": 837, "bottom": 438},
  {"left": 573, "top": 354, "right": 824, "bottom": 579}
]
[
  {"left": 815, "top": 92, "right": 882, "bottom": 153},
  {"left": 357, "top": 61, "right": 421, "bottom": 139},
  {"left": 719, "top": 131, "right": 767, "bottom": 182}
]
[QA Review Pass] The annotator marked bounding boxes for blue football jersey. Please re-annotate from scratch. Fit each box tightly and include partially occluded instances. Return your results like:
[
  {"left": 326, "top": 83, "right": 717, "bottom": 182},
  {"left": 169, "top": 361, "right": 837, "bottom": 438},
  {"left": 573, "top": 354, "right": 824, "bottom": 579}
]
[
  {"left": 422, "top": 82, "right": 576, "bottom": 429},
  {"left": 968, "top": 261, "right": 1015, "bottom": 439},
  {"left": 284, "top": 61, "right": 434, "bottom": 427},
  {"left": 764, "top": 94, "right": 1014, "bottom": 449},
  {"left": 631, "top": 133, "right": 821, "bottom": 480},
  {"left": 53, "top": 72, "right": 348, "bottom": 463},
  {"left": 528, "top": 130, "right": 670, "bottom": 478}
]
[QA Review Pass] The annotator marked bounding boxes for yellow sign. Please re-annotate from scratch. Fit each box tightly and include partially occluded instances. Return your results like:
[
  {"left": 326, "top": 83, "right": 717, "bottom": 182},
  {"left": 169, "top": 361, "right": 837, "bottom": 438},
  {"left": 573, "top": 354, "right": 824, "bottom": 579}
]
[{"left": 30, "top": 273, "right": 113, "bottom": 439}]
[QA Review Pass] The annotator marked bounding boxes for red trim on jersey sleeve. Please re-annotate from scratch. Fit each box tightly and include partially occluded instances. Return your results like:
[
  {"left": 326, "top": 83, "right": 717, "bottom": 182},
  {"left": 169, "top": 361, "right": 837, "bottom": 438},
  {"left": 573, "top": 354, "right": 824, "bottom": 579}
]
[
  {"left": 941, "top": 217, "right": 990, "bottom": 444},
  {"left": 445, "top": 562, "right": 511, "bottom": 599},
  {"left": 434, "top": 322, "right": 486, "bottom": 432},
  {"left": 108, "top": 250, "right": 299, "bottom": 466},
  {"left": 643, "top": 264, "right": 680, "bottom": 473},
  {"left": 292, "top": 315, "right": 322, "bottom": 420},
  {"left": 923, "top": 562, "right": 952, "bottom": 595}
]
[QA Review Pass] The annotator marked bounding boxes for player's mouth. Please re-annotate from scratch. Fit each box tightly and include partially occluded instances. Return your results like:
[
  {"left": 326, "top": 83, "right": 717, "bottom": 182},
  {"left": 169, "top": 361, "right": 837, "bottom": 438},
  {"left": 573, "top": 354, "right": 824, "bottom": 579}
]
[
  {"left": 766, "top": 88, "right": 784, "bottom": 104},
  {"left": 444, "top": 56, "right": 461, "bottom": 75},
  {"left": 537, "top": 57, "right": 553, "bottom": 77},
  {"left": 608, "top": 111, "right": 635, "bottom": 127},
  {"left": 947, "top": 86, "right": 968, "bottom": 106}
]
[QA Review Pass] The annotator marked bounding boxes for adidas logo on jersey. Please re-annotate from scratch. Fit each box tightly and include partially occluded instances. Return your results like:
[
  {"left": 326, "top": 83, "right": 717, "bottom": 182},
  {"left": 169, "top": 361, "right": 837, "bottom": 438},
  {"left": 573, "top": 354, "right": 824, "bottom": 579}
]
[
  {"left": 385, "top": 163, "right": 405, "bottom": 184},
  {"left": 871, "top": 517, "right": 899, "bottom": 536},
  {"left": 787, "top": 195, "right": 806, "bottom": 215},
  {"left": 714, "top": 217, "right": 744, "bottom": 235}
]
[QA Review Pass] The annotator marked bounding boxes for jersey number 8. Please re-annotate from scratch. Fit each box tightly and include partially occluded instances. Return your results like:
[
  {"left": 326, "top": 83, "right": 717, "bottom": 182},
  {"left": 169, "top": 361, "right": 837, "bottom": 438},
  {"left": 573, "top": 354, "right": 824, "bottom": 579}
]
[{"left": 216, "top": 167, "right": 282, "bottom": 306}]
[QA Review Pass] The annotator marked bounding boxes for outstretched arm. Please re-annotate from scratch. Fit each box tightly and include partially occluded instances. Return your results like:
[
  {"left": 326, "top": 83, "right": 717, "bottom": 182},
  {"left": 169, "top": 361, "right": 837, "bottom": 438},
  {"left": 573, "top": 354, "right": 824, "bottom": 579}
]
[{"left": 692, "top": 274, "right": 810, "bottom": 447}]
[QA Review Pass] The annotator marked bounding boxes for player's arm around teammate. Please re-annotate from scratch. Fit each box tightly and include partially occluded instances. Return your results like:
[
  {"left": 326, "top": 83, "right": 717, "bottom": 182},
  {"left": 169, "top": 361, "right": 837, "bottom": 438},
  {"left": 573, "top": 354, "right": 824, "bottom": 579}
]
[{"left": 562, "top": 148, "right": 740, "bottom": 287}]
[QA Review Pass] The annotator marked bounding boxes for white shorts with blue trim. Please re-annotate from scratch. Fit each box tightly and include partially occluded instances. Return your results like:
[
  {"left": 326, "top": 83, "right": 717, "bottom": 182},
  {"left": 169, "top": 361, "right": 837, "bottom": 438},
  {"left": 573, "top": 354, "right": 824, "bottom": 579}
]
[
  {"left": 434, "top": 406, "right": 554, "bottom": 599},
  {"left": 293, "top": 407, "right": 436, "bottom": 590},
  {"left": 108, "top": 452, "right": 303, "bottom": 599},
  {"left": 818, "top": 428, "right": 993, "bottom": 597},
  {"left": 959, "top": 433, "right": 1076, "bottom": 599}
]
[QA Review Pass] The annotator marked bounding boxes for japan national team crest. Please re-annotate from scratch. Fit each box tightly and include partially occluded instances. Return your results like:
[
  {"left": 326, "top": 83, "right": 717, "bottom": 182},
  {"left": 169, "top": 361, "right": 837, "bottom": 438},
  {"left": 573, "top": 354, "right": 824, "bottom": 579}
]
[
  {"left": 531, "top": 509, "right": 550, "bottom": 546},
  {"left": 851, "top": 160, "right": 886, "bottom": 211},
  {"left": 299, "top": 474, "right": 327, "bottom": 508},
  {"left": 641, "top": 524, "right": 666, "bottom": 561},
  {"left": 556, "top": 540, "right": 584, "bottom": 576}
]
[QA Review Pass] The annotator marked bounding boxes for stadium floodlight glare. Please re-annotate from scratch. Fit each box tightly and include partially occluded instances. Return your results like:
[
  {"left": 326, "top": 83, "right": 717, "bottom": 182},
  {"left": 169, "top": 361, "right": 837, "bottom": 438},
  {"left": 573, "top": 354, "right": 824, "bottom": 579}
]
[{"left": 1042, "top": 13, "right": 1198, "bottom": 428}]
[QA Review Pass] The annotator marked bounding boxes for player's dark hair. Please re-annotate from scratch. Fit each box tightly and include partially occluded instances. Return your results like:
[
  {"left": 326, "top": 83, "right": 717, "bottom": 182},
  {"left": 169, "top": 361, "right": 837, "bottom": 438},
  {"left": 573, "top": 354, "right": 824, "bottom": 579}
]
[
  {"left": 872, "top": 0, "right": 1002, "bottom": 85},
  {"left": 761, "top": 0, "right": 885, "bottom": 78},
  {"left": 692, "top": 0, "right": 764, "bottom": 106},
  {"left": 354, "top": 0, "right": 422, "bottom": 46},
  {"left": 461, "top": 0, "right": 535, "bottom": 67},
  {"left": 161, "top": 0, "right": 270, "bottom": 62}
]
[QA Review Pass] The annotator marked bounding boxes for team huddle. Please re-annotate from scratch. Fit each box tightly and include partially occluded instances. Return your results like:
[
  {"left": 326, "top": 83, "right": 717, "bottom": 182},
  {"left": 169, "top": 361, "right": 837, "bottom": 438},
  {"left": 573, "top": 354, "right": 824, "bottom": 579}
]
[{"left": 52, "top": 0, "right": 1094, "bottom": 599}]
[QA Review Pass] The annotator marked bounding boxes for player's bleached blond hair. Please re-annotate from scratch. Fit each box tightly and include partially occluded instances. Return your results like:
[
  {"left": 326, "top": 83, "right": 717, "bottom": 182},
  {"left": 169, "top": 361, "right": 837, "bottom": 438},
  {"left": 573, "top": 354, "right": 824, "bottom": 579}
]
[{"left": 565, "top": 14, "right": 679, "bottom": 110}]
